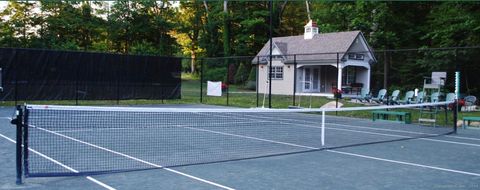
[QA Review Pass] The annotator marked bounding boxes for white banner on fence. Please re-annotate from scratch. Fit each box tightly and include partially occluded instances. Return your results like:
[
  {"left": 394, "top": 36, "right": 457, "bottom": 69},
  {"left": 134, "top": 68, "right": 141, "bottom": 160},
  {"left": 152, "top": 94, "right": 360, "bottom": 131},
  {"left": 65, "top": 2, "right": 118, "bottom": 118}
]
[{"left": 207, "top": 81, "right": 222, "bottom": 96}]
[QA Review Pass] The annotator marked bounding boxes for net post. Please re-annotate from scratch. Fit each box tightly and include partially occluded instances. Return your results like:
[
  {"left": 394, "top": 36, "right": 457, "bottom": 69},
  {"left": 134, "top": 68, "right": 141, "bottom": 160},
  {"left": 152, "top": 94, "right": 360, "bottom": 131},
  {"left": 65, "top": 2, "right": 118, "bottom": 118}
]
[
  {"left": 453, "top": 71, "right": 460, "bottom": 133},
  {"left": 321, "top": 110, "right": 325, "bottom": 146},
  {"left": 14, "top": 105, "right": 23, "bottom": 184},
  {"left": 453, "top": 100, "right": 458, "bottom": 133},
  {"left": 23, "top": 106, "right": 29, "bottom": 177}
]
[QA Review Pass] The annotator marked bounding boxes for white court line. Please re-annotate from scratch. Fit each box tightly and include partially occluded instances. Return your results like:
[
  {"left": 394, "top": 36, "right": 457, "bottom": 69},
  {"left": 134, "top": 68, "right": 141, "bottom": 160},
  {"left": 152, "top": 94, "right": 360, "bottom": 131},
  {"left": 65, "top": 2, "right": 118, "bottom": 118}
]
[
  {"left": 54, "top": 120, "right": 272, "bottom": 133},
  {"left": 32, "top": 126, "right": 235, "bottom": 190},
  {"left": 222, "top": 113, "right": 480, "bottom": 142},
  {"left": 327, "top": 150, "right": 480, "bottom": 177},
  {"left": 180, "top": 125, "right": 319, "bottom": 150},
  {"left": 175, "top": 123, "right": 480, "bottom": 178},
  {"left": 326, "top": 122, "right": 480, "bottom": 142},
  {"left": 237, "top": 113, "right": 441, "bottom": 136},
  {"left": 232, "top": 113, "right": 480, "bottom": 145},
  {"left": 207, "top": 113, "right": 480, "bottom": 148},
  {"left": 0, "top": 133, "right": 115, "bottom": 190},
  {"left": 324, "top": 126, "right": 480, "bottom": 147}
]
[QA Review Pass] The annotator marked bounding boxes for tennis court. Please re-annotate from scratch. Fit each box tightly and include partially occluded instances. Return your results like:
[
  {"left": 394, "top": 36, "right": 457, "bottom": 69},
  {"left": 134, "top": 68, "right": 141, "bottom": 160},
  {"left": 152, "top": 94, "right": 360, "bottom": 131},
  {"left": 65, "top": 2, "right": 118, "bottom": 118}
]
[{"left": 1, "top": 104, "right": 480, "bottom": 190}]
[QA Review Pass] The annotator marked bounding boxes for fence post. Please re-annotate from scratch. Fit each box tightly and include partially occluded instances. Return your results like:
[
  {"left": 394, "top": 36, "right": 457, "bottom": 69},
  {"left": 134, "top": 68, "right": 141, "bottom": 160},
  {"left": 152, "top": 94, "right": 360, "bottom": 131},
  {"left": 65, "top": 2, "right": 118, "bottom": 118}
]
[
  {"left": 293, "top": 55, "right": 297, "bottom": 106},
  {"left": 200, "top": 58, "right": 204, "bottom": 103},
  {"left": 336, "top": 53, "right": 339, "bottom": 115},
  {"left": 256, "top": 57, "right": 259, "bottom": 107},
  {"left": 226, "top": 61, "right": 229, "bottom": 106},
  {"left": 116, "top": 67, "right": 120, "bottom": 105},
  {"left": 383, "top": 51, "right": 388, "bottom": 89},
  {"left": 14, "top": 49, "right": 18, "bottom": 105},
  {"left": 453, "top": 49, "right": 459, "bottom": 133}
]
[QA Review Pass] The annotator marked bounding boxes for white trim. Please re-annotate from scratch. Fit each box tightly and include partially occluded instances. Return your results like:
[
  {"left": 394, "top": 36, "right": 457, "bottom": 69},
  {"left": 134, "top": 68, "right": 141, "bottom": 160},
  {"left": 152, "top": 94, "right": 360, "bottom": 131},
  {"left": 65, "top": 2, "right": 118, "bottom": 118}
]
[
  {"left": 366, "top": 69, "right": 371, "bottom": 92},
  {"left": 337, "top": 67, "right": 343, "bottom": 91}
]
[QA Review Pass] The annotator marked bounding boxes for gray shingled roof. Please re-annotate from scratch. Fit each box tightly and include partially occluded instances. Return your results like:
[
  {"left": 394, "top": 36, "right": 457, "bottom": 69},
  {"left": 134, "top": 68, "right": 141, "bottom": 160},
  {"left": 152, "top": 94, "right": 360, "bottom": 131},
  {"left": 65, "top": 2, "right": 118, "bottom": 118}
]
[{"left": 253, "top": 31, "right": 370, "bottom": 64}]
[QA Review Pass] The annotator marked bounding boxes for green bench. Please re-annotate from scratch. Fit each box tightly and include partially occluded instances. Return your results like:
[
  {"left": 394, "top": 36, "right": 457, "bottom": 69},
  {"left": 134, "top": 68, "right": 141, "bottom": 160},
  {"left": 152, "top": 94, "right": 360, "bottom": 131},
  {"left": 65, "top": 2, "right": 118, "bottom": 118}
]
[
  {"left": 372, "top": 110, "right": 411, "bottom": 124},
  {"left": 463, "top": 117, "right": 480, "bottom": 129}
]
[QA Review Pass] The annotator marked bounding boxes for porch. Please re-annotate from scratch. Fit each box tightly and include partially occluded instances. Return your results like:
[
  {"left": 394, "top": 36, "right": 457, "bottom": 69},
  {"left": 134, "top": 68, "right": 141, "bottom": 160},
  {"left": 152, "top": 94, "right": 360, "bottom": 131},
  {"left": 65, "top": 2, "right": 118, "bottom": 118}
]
[{"left": 295, "top": 65, "right": 369, "bottom": 96}]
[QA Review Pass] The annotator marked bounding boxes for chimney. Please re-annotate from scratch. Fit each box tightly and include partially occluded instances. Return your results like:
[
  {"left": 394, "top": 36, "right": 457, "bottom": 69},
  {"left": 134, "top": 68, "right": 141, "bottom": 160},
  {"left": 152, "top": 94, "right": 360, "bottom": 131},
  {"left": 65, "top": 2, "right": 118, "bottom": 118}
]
[{"left": 304, "top": 20, "right": 318, "bottom": 40}]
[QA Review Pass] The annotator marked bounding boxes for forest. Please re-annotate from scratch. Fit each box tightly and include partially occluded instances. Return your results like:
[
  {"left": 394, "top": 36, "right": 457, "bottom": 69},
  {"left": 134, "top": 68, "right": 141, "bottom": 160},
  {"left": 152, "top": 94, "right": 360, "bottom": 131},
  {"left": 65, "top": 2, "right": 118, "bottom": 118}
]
[{"left": 1, "top": 1, "right": 479, "bottom": 95}]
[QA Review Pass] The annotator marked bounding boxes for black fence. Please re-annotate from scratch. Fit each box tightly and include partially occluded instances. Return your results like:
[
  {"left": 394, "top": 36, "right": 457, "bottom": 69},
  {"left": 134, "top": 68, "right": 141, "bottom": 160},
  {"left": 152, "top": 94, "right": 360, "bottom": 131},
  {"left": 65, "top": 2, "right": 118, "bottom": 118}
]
[
  {"left": 2, "top": 47, "right": 477, "bottom": 108},
  {"left": 0, "top": 48, "right": 181, "bottom": 104},
  {"left": 179, "top": 46, "right": 479, "bottom": 108}
]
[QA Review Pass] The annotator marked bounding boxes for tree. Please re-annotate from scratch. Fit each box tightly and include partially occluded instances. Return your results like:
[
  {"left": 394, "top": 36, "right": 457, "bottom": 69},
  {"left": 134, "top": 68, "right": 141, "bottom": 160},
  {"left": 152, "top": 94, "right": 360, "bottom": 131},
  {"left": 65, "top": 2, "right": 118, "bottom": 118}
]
[
  {"left": 222, "top": 1, "right": 231, "bottom": 57},
  {"left": 0, "top": 1, "right": 36, "bottom": 47},
  {"left": 108, "top": 0, "right": 177, "bottom": 55},
  {"left": 174, "top": 1, "right": 205, "bottom": 73}
]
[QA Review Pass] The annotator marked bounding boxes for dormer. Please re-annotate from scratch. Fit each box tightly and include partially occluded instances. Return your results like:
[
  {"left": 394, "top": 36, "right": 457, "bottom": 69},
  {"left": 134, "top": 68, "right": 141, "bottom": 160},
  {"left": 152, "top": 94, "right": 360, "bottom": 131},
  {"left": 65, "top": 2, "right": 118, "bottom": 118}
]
[{"left": 304, "top": 20, "right": 318, "bottom": 40}]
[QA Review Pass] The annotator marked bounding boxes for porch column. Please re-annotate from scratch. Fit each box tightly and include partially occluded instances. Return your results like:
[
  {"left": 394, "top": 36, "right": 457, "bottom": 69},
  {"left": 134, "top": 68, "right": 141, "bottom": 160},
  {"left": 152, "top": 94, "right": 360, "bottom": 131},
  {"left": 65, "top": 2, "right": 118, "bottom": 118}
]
[
  {"left": 366, "top": 68, "right": 371, "bottom": 92},
  {"left": 337, "top": 66, "right": 343, "bottom": 91}
]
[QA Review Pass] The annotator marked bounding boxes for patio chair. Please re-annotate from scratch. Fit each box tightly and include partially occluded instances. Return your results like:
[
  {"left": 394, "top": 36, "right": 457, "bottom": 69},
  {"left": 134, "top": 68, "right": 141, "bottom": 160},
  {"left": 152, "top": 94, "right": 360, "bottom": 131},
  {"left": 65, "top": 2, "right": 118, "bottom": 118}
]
[
  {"left": 410, "top": 91, "right": 426, "bottom": 104},
  {"left": 388, "top": 90, "right": 401, "bottom": 105},
  {"left": 397, "top": 91, "right": 414, "bottom": 105},
  {"left": 371, "top": 89, "right": 387, "bottom": 104},
  {"left": 464, "top": 95, "right": 477, "bottom": 111}
]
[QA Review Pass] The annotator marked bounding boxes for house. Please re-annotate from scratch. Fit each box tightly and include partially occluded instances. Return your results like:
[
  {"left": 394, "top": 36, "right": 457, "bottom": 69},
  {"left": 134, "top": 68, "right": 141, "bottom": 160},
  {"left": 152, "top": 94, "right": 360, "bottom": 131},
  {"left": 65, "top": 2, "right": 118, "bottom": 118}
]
[{"left": 252, "top": 20, "right": 376, "bottom": 97}]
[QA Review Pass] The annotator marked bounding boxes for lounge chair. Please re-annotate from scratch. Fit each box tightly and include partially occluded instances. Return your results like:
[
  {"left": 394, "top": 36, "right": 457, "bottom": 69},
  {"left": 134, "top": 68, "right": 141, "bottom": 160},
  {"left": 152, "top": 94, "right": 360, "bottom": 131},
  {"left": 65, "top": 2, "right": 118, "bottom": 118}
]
[
  {"left": 388, "top": 90, "right": 400, "bottom": 105},
  {"left": 397, "top": 91, "right": 414, "bottom": 104},
  {"left": 371, "top": 89, "right": 387, "bottom": 104}
]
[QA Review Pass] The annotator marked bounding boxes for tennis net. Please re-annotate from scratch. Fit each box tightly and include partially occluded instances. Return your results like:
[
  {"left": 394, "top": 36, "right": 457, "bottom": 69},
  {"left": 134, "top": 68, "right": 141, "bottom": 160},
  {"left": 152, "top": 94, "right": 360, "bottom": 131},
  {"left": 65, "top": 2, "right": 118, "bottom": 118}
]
[{"left": 13, "top": 102, "right": 456, "bottom": 179}]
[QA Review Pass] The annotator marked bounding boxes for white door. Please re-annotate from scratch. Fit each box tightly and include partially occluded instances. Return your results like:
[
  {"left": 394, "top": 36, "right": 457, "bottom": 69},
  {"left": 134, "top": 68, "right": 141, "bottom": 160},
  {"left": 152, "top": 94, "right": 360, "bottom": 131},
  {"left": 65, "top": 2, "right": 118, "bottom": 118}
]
[{"left": 303, "top": 68, "right": 320, "bottom": 92}]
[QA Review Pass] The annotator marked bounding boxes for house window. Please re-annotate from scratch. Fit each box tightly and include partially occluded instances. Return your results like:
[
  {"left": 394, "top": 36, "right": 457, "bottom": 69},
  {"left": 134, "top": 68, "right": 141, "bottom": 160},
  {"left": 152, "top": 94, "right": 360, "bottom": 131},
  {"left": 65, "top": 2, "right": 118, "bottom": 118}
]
[
  {"left": 348, "top": 53, "right": 364, "bottom": 60},
  {"left": 268, "top": 66, "right": 283, "bottom": 80},
  {"left": 342, "top": 67, "right": 356, "bottom": 85}
]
